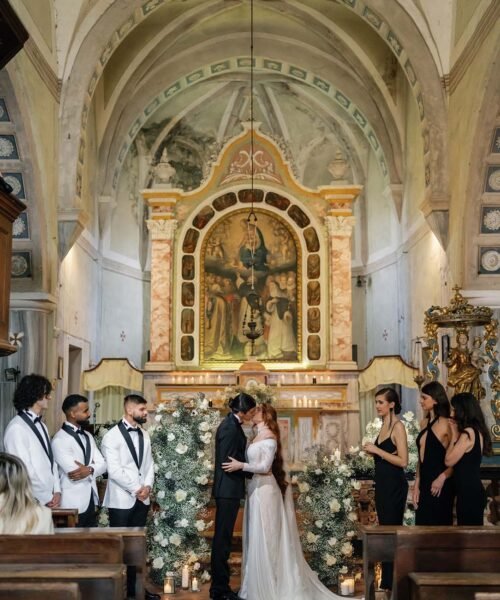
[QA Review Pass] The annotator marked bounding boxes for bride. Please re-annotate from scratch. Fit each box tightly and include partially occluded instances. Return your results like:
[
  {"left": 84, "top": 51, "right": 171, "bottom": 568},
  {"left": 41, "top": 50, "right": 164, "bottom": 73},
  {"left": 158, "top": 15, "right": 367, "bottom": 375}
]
[{"left": 222, "top": 403, "right": 346, "bottom": 600}]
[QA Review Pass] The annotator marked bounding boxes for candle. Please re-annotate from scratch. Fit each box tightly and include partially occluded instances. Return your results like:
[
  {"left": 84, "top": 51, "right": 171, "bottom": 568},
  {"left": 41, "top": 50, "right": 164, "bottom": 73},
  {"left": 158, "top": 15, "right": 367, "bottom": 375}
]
[
  {"left": 217, "top": 374, "right": 222, "bottom": 384},
  {"left": 164, "top": 573, "right": 175, "bottom": 594},
  {"left": 191, "top": 576, "right": 199, "bottom": 592},
  {"left": 277, "top": 380, "right": 281, "bottom": 388},
  {"left": 293, "top": 395, "right": 297, "bottom": 408},
  {"left": 314, "top": 399, "right": 319, "bottom": 408},
  {"left": 281, "top": 374, "right": 285, "bottom": 384},
  {"left": 303, "top": 395, "right": 307, "bottom": 407},
  {"left": 340, "top": 578, "right": 355, "bottom": 595},
  {"left": 181, "top": 565, "right": 190, "bottom": 589}
]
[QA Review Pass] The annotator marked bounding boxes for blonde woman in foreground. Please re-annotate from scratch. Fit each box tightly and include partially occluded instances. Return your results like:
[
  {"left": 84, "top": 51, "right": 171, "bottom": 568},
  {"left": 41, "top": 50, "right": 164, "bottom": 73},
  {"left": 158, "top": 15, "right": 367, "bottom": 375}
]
[{"left": 0, "top": 452, "right": 54, "bottom": 534}]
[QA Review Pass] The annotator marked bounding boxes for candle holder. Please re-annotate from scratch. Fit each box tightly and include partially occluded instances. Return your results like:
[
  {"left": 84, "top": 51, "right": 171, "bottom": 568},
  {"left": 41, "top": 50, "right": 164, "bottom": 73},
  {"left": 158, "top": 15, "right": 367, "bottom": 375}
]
[
  {"left": 338, "top": 572, "right": 355, "bottom": 596},
  {"left": 163, "top": 572, "right": 176, "bottom": 594},
  {"left": 191, "top": 575, "right": 200, "bottom": 592}
]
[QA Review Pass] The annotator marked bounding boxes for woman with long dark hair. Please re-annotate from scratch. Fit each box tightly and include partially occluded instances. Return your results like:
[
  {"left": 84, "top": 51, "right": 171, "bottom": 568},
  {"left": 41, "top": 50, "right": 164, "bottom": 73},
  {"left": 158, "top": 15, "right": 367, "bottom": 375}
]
[
  {"left": 445, "top": 392, "right": 492, "bottom": 525},
  {"left": 223, "top": 403, "right": 344, "bottom": 600},
  {"left": 363, "top": 387, "right": 408, "bottom": 592},
  {"left": 413, "top": 381, "right": 454, "bottom": 525}
]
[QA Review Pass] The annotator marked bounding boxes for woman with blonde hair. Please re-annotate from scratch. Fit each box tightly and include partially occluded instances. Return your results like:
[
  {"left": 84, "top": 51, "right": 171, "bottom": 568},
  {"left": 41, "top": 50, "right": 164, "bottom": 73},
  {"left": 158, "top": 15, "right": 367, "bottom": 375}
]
[
  {"left": 223, "top": 402, "right": 345, "bottom": 600},
  {"left": 0, "top": 452, "right": 54, "bottom": 534}
]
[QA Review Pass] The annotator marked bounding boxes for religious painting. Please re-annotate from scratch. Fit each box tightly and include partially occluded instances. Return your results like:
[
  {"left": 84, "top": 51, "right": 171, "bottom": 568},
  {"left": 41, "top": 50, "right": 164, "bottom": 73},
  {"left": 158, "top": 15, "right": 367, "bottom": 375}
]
[{"left": 201, "top": 209, "right": 301, "bottom": 363}]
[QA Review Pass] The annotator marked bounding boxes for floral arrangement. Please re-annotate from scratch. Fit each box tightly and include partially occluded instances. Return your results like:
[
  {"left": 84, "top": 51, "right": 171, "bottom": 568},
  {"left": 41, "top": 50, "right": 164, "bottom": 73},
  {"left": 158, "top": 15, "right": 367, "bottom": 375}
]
[
  {"left": 347, "top": 411, "right": 420, "bottom": 477},
  {"left": 295, "top": 448, "right": 359, "bottom": 586},
  {"left": 147, "top": 393, "right": 221, "bottom": 586},
  {"left": 223, "top": 381, "right": 276, "bottom": 405}
]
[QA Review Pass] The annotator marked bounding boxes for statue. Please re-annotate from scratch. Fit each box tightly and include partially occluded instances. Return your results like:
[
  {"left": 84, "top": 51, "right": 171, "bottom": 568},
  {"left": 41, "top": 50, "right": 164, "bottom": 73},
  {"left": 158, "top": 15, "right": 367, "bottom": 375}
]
[
  {"left": 153, "top": 148, "right": 176, "bottom": 186},
  {"left": 446, "top": 330, "right": 485, "bottom": 400}
]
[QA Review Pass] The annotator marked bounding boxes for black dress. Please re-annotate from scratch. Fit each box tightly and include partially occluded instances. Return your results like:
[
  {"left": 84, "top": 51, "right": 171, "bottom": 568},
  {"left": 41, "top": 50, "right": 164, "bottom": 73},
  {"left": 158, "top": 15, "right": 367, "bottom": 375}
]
[
  {"left": 454, "top": 428, "right": 486, "bottom": 526},
  {"left": 415, "top": 417, "right": 454, "bottom": 525},
  {"left": 374, "top": 424, "right": 408, "bottom": 590}
]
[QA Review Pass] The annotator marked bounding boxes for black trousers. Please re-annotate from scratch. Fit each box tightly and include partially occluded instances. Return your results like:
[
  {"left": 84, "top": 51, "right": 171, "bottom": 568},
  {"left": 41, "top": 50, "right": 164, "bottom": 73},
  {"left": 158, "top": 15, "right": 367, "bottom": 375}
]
[
  {"left": 78, "top": 493, "right": 97, "bottom": 528},
  {"left": 109, "top": 500, "right": 149, "bottom": 597},
  {"left": 210, "top": 497, "right": 241, "bottom": 597}
]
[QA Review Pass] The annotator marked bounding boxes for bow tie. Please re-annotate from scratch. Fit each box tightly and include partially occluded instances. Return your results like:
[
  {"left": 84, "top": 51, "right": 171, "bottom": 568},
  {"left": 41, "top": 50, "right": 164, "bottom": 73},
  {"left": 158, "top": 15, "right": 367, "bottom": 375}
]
[
  {"left": 127, "top": 427, "right": 139, "bottom": 433},
  {"left": 33, "top": 416, "right": 42, "bottom": 424},
  {"left": 76, "top": 428, "right": 86, "bottom": 435}
]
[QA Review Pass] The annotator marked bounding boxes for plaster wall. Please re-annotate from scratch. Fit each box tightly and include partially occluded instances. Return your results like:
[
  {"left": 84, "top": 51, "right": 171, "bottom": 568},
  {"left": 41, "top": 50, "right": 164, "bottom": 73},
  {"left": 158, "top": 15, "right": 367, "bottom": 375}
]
[{"left": 448, "top": 21, "right": 500, "bottom": 285}]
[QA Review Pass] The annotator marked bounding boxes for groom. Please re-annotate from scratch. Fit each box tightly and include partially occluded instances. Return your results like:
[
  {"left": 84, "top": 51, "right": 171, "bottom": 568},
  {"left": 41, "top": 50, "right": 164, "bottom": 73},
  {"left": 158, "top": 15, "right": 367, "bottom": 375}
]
[{"left": 210, "top": 392, "right": 256, "bottom": 600}]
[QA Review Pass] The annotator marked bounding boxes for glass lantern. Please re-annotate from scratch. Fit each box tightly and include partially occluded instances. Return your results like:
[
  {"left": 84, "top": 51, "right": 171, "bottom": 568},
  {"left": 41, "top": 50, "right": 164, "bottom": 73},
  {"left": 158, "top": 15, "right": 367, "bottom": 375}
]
[
  {"left": 338, "top": 571, "right": 355, "bottom": 597},
  {"left": 163, "top": 572, "right": 176, "bottom": 595}
]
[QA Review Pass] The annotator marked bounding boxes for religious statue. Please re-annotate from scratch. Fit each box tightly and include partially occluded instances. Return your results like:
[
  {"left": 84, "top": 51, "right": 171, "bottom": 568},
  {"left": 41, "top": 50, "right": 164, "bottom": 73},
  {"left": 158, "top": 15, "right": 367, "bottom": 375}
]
[
  {"left": 446, "top": 330, "right": 485, "bottom": 400},
  {"left": 153, "top": 147, "right": 176, "bottom": 186}
]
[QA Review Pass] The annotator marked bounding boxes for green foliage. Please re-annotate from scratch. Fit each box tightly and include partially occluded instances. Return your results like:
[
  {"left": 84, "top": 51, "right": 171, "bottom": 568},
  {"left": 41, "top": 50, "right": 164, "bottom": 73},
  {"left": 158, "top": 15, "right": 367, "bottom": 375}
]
[{"left": 147, "top": 394, "right": 221, "bottom": 585}]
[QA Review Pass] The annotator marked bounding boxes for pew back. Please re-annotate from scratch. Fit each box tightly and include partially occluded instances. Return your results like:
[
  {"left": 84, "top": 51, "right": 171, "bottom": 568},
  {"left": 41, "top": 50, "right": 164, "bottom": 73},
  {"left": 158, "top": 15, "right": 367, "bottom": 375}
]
[
  {"left": 0, "top": 534, "right": 123, "bottom": 564},
  {"left": 394, "top": 528, "right": 500, "bottom": 599},
  {"left": 0, "top": 582, "right": 81, "bottom": 600}
]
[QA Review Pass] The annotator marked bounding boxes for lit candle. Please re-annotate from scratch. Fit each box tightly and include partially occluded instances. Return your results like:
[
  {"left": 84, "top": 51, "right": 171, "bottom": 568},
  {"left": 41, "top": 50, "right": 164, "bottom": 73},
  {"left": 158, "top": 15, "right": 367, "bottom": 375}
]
[
  {"left": 298, "top": 398, "right": 303, "bottom": 408},
  {"left": 303, "top": 395, "right": 307, "bottom": 407},
  {"left": 164, "top": 573, "right": 175, "bottom": 594},
  {"left": 182, "top": 565, "right": 190, "bottom": 589},
  {"left": 217, "top": 374, "right": 222, "bottom": 384},
  {"left": 281, "top": 374, "right": 285, "bottom": 384},
  {"left": 340, "top": 578, "right": 355, "bottom": 595},
  {"left": 191, "top": 576, "right": 199, "bottom": 592},
  {"left": 293, "top": 395, "right": 297, "bottom": 408}
]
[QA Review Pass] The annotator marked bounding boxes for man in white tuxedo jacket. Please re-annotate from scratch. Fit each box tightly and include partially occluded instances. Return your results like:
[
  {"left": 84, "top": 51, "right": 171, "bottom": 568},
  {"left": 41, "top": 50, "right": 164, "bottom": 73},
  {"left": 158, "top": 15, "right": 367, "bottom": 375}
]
[
  {"left": 3, "top": 374, "right": 61, "bottom": 507},
  {"left": 52, "top": 394, "right": 107, "bottom": 527},
  {"left": 101, "top": 393, "right": 158, "bottom": 599}
]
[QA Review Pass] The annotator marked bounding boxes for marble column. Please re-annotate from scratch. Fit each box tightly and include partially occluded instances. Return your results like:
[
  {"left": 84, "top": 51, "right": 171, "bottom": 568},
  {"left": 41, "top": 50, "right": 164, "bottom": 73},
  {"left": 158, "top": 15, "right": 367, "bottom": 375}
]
[
  {"left": 325, "top": 215, "right": 356, "bottom": 369},
  {"left": 145, "top": 218, "right": 177, "bottom": 369}
]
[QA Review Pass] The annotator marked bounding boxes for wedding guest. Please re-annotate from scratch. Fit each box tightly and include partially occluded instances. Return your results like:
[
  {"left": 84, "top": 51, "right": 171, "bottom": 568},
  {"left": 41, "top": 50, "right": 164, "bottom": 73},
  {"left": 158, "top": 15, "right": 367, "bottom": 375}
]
[
  {"left": 52, "top": 394, "right": 107, "bottom": 527},
  {"left": 363, "top": 387, "right": 408, "bottom": 592},
  {"left": 445, "top": 392, "right": 492, "bottom": 525},
  {"left": 413, "top": 382, "right": 454, "bottom": 525},
  {"left": 3, "top": 374, "right": 61, "bottom": 508},
  {"left": 0, "top": 452, "right": 54, "bottom": 534}
]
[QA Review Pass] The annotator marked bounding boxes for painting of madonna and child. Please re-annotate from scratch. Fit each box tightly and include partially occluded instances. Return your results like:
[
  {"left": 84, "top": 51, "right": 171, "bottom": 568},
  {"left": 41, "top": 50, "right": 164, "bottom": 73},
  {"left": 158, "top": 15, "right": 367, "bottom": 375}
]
[{"left": 202, "top": 210, "right": 300, "bottom": 362}]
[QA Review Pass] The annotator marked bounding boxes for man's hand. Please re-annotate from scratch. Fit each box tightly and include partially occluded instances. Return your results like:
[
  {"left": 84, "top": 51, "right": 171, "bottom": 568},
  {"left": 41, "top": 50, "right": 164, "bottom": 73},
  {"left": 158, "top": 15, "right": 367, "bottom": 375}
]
[
  {"left": 46, "top": 492, "right": 61, "bottom": 508},
  {"left": 136, "top": 485, "right": 151, "bottom": 502},
  {"left": 68, "top": 460, "right": 93, "bottom": 481}
]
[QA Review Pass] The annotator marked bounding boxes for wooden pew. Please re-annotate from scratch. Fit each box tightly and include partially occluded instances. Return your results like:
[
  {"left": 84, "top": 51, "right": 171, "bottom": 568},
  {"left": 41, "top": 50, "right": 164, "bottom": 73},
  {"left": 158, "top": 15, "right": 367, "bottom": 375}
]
[
  {"left": 58, "top": 527, "right": 146, "bottom": 599},
  {"left": 0, "top": 564, "right": 123, "bottom": 600},
  {"left": 409, "top": 573, "right": 500, "bottom": 599},
  {"left": 476, "top": 594, "right": 500, "bottom": 599},
  {"left": 359, "top": 524, "right": 404, "bottom": 599},
  {"left": 51, "top": 508, "right": 79, "bottom": 528},
  {"left": 0, "top": 582, "right": 81, "bottom": 599},
  {"left": 393, "top": 527, "right": 500, "bottom": 600},
  {"left": 0, "top": 533, "right": 123, "bottom": 565}
]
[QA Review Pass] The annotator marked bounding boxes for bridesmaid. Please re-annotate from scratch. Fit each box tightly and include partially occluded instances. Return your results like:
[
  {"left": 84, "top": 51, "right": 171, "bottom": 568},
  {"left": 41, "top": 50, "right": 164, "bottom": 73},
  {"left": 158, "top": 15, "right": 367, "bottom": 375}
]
[
  {"left": 413, "top": 382, "right": 454, "bottom": 525},
  {"left": 363, "top": 387, "right": 408, "bottom": 592},
  {"left": 445, "top": 392, "right": 492, "bottom": 525}
]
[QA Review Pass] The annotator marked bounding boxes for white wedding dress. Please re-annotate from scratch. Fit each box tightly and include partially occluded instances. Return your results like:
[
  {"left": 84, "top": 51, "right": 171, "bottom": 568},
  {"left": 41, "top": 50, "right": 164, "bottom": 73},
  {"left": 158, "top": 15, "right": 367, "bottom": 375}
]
[{"left": 239, "top": 438, "right": 344, "bottom": 600}]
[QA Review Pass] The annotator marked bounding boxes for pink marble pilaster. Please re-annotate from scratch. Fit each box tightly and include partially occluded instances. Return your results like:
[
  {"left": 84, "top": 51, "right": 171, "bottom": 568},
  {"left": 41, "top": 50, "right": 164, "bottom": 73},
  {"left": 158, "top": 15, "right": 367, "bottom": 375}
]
[
  {"left": 325, "top": 216, "right": 355, "bottom": 365},
  {"left": 146, "top": 219, "right": 177, "bottom": 365}
]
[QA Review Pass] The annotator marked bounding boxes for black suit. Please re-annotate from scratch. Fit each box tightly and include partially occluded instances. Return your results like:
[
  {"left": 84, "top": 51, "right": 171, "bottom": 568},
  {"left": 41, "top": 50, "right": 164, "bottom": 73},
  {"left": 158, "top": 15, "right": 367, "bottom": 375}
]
[{"left": 210, "top": 413, "right": 249, "bottom": 597}]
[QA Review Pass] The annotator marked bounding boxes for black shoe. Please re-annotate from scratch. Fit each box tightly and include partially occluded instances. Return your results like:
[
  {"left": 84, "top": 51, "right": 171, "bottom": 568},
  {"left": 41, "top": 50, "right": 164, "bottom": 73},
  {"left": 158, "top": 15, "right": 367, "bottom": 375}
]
[
  {"left": 211, "top": 592, "right": 244, "bottom": 600},
  {"left": 145, "top": 591, "right": 161, "bottom": 600}
]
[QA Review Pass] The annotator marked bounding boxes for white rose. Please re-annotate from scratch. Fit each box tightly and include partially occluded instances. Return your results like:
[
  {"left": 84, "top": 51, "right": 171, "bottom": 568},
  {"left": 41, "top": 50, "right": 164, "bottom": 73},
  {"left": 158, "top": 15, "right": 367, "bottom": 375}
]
[
  {"left": 165, "top": 471, "right": 172, "bottom": 479},
  {"left": 197, "top": 451, "right": 205, "bottom": 458},
  {"left": 347, "top": 530, "right": 355, "bottom": 538},
  {"left": 315, "top": 469, "right": 322, "bottom": 475},
  {"left": 343, "top": 498, "right": 352, "bottom": 509},
  {"left": 336, "top": 478, "right": 343, "bottom": 486},
  {"left": 329, "top": 499, "right": 341, "bottom": 513},
  {"left": 306, "top": 532, "right": 319, "bottom": 544},
  {"left": 169, "top": 533, "right": 182, "bottom": 546},
  {"left": 351, "top": 479, "right": 361, "bottom": 490},
  {"left": 328, "top": 537, "right": 337, "bottom": 547},
  {"left": 175, "top": 518, "right": 189, "bottom": 527},
  {"left": 298, "top": 482, "right": 310, "bottom": 493},
  {"left": 157, "top": 490, "right": 165, "bottom": 499},
  {"left": 203, "top": 460, "right": 212, "bottom": 469},
  {"left": 201, "top": 570, "right": 211, "bottom": 582},
  {"left": 325, "top": 553, "right": 337, "bottom": 566},
  {"left": 167, "top": 433, "right": 175, "bottom": 441},
  {"left": 175, "top": 443, "right": 188, "bottom": 454},
  {"left": 315, "top": 520, "right": 323, "bottom": 529},
  {"left": 199, "top": 421, "right": 210, "bottom": 432},
  {"left": 196, "top": 475, "right": 209, "bottom": 485},
  {"left": 341, "top": 542, "right": 353, "bottom": 556},
  {"left": 175, "top": 489, "right": 187, "bottom": 502},
  {"left": 152, "top": 557, "right": 164, "bottom": 569},
  {"left": 340, "top": 565, "right": 348, "bottom": 574},
  {"left": 305, "top": 496, "right": 312, "bottom": 504},
  {"left": 154, "top": 414, "right": 162, "bottom": 422},
  {"left": 195, "top": 520, "right": 206, "bottom": 531},
  {"left": 160, "top": 538, "right": 168, "bottom": 547},
  {"left": 291, "top": 475, "right": 298, "bottom": 484},
  {"left": 157, "top": 403, "right": 166, "bottom": 412},
  {"left": 403, "top": 411, "right": 414, "bottom": 422},
  {"left": 172, "top": 411, "right": 180, "bottom": 418},
  {"left": 200, "top": 432, "right": 212, "bottom": 444},
  {"left": 348, "top": 511, "right": 358, "bottom": 521}
]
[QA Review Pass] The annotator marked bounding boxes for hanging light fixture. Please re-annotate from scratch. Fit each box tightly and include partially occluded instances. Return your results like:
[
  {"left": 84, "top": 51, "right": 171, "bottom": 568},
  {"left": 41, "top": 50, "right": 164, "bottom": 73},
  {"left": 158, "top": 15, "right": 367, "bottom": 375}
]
[{"left": 242, "top": 0, "right": 263, "bottom": 358}]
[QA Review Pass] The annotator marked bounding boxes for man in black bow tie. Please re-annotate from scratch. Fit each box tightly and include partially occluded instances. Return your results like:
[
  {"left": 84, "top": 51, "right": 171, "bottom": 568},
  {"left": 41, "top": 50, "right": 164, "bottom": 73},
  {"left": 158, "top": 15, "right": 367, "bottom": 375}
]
[
  {"left": 4, "top": 374, "right": 61, "bottom": 508},
  {"left": 101, "top": 394, "right": 159, "bottom": 599},
  {"left": 52, "top": 394, "right": 106, "bottom": 527}
]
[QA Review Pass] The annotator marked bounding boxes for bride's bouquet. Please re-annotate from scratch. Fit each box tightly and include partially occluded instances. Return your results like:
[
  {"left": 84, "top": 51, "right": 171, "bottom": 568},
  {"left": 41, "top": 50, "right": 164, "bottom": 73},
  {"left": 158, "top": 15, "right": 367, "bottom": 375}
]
[
  {"left": 147, "top": 394, "right": 220, "bottom": 586},
  {"left": 295, "top": 447, "right": 358, "bottom": 586}
]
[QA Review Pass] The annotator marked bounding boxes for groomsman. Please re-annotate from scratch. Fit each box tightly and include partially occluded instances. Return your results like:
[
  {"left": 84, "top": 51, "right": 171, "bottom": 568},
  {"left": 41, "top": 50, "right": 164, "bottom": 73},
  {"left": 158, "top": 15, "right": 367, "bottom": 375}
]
[
  {"left": 3, "top": 374, "right": 61, "bottom": 507},
  {"left": 52, "top": 394, "right": 107, "bottom": 527},
  {"left": 101, "top": 394, "right": 158, "bottom": 600}
]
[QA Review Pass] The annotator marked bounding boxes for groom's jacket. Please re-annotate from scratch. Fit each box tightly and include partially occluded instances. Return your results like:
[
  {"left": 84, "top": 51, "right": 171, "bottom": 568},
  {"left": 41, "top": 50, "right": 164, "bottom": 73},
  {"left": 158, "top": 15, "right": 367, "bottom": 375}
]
[{"left": 212, "top": 412, "right": 250, "bottom": 499}]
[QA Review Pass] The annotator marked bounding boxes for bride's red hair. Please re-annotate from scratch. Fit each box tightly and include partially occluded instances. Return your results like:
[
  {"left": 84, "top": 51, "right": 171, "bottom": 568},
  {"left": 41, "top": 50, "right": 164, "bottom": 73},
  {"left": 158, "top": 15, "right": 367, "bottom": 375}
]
[{"left": 260, "top": 403, "right": 288, "bottom": 497}]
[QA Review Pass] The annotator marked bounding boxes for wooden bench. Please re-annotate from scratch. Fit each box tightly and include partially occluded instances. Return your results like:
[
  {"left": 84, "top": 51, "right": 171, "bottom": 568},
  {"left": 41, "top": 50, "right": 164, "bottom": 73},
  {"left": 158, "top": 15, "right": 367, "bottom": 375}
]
[
  {"left": 58, "top": 527, "right": 146, "bottom": 599},
  {"left": 51, "top": 508, "right": 79, "bottom": 528},
  {"left": 0, "top": 582, "right": 81, "bottom": 599},
  {"left": 0, "top": 533, "right": 124, "bottom": 565},
  {"left": 0, "top": 564, "right": 123, "bottom": 600},
  {"left": 359, "top": 524, "right": 404, "bottom": 599},
  {"left": 409, "top": 573, "right": 500, "bottom": 600},
  {"left": 393, "top": 528, "right": 500, "bottom": 599},
  {"left": 476, "top": 594, "right": 500, "bottom": 599}
]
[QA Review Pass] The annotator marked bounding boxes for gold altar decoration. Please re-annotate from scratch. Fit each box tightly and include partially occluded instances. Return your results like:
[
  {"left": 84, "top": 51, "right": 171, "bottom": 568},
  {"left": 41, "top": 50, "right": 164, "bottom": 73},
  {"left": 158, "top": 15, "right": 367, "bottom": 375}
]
[{"left": 423, "top": 286, "right": 500, "bottom": 450}]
